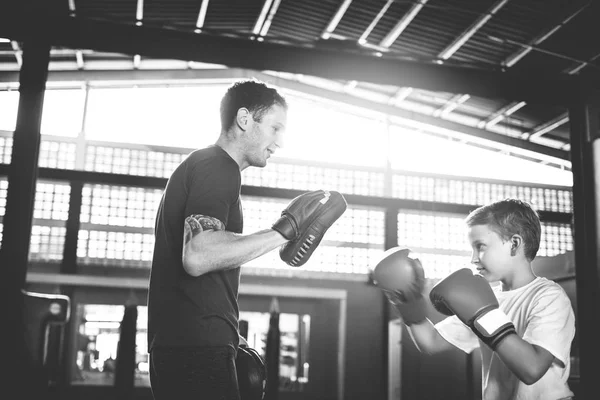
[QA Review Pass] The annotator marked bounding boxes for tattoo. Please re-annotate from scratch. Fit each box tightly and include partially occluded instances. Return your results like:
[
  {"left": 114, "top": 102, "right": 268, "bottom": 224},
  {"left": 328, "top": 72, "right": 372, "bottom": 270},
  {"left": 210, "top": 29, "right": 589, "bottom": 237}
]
[{"left": 183, "top": 215, "right": 225, "bottom": 245}]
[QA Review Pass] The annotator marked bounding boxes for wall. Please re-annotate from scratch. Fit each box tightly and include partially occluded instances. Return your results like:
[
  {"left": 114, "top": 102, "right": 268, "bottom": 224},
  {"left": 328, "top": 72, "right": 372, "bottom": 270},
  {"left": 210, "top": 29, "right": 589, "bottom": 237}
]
[{"left": 25, "top": 272, "right": 485, "bottom": 400}]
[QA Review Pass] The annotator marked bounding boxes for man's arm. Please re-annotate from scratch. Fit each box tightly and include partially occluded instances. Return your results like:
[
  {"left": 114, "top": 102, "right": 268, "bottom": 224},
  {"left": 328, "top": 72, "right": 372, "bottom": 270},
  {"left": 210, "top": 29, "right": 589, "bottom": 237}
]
[
  {"left": 495, "top": 336, "right": 555, "bottom": 385},
  {"left": 182, "top": 214, "right": 287, "bottom": 277}
]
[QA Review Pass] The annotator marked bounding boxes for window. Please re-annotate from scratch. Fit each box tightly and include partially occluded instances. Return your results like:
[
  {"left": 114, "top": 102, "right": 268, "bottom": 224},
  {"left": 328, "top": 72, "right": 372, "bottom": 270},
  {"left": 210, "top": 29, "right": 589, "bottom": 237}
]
[
  {"left": 0, "top": 90, "right": 18, "bottom": 131},
  {"left": 242, "top": 196, "right": 385, "bottom": 274},
  {"left": 41, "top": 89, "right": 86, "bottom": 137},
  {"left": 388, "top": 125, "right": 572, "bottom": 186},
  {"left": 84, "top": 86, "right": 224, "bottom": 148},
  {"left": 240, "top": 311, "right": 311, "bottom": 392},
  {"left": 72, "top": 304, "right": 149, "bottom": 387}
]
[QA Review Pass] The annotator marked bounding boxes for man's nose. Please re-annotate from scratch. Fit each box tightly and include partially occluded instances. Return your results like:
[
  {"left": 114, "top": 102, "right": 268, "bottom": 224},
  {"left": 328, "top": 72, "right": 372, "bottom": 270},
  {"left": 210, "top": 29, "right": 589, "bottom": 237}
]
[{"left": 274, "top": 133, "right": 284, "bottom": 149}]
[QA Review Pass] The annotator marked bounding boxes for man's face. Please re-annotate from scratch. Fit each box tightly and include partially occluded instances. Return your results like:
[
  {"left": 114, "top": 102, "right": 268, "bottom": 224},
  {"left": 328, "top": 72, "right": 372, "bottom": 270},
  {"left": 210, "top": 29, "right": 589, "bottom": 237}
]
[
  {"left": 243, "top": 104, "right": 287, "bottom": 168},
  {"left": 468, "top": 224, "right": 513, "bottom": 282}
]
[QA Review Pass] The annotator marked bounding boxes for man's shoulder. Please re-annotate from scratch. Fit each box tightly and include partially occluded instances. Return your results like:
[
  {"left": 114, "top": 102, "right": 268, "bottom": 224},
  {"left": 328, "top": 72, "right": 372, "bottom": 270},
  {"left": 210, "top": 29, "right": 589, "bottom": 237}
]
[
  {"left": 186, "top": 146, "right": 238, "bottom": 170},
  {"left": 187, "top": 146, "right": 222, "bottom": 161}
]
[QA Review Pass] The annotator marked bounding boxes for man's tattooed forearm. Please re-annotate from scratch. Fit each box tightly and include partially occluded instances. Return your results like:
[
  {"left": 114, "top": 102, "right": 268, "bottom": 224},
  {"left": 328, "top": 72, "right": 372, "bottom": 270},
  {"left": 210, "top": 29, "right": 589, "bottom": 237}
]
[{"left": 183, "top": 215, "right": 225, "bottom": 245}]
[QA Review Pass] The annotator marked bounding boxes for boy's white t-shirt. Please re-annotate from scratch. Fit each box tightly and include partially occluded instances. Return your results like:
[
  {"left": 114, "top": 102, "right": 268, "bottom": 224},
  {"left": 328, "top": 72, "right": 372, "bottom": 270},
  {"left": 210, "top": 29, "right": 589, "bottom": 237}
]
[{"left": 434, "top": 276, "right": 576, "bottom": 400}]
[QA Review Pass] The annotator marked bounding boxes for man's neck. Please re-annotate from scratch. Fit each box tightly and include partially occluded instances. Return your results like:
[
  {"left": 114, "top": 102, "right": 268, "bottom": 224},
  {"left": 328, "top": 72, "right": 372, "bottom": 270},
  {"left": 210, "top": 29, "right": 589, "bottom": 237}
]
[{"left": 215, "top": 137, "right": 245, "bottom": 170}]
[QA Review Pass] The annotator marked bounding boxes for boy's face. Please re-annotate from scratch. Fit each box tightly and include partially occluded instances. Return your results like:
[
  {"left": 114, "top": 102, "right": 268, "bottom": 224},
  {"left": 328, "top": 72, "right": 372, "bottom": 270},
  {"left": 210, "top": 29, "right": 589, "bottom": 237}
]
[{"left": 467, "top": 224, "right": 513, "bottom": 282}]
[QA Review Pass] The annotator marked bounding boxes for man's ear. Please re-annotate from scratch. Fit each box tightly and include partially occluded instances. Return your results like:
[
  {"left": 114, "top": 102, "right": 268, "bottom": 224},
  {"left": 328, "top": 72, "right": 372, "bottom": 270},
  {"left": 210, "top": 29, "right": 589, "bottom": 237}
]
[{"left": 236, "top": 108, "right": 251, "bottom": 131}]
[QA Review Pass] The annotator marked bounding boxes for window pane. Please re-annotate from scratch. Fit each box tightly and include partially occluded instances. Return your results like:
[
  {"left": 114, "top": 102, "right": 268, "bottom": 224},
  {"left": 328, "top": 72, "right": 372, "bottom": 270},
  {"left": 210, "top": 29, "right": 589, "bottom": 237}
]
[
  {"left": 41, "top": 89, "right": 86, "bottom": 137},
  {"left": 73, "top": 304, "right": 149, "bottom": 387},
  {"left": 0, "top": 90, "right": 19, "bottom": 131},
  {"left": 84, "top": 86, "right": 224, "bottom": 148},
  {"left": 240, "top": 311, "right": 310, "bottom": 392},
  {"left": 388, "top": 125, "right": 572, "bottom": 186},
  {"left": 277, "top": 97, "right": 387, "bottom": 168}
]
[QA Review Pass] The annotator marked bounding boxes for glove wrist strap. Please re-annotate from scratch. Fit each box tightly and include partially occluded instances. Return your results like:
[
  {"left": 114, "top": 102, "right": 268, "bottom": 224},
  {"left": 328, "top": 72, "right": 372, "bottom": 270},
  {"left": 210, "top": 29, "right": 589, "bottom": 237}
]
[
  {"left": 474, "top": 308, "right": 516, "bottom": 350},
  {"left": 272, "top": 216, "right": 297, "bottom": 240},
  {"left": 474, "top": 308, "right": 512, "bottom": 336}
]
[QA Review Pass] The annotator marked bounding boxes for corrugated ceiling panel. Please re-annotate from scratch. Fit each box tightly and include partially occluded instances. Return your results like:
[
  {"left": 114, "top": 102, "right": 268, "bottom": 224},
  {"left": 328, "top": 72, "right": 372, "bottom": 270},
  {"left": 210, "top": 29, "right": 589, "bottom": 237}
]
[
  {"left": 514, "top": 5, "right": 600, "bottom": 74},
  {"left": 450, "top": 0, "right": 578, "bottom": 65},
  {"left": 514, "top": 52, "right": 579, "bottom": 75},
  {"left": 334, "top": 0, "right": 393, "bottom": 40},
  {"left": 203, "top": 0, "right": 265, "bottom": 34},
  {"left": 458, "top": 96, "right": 510, "bottom": 119},
  {"left": 362, "top": 1, "right": 415, "bottom": 45},
  {"left": 143, "top": 0, "right": 201, "bottom": 30},
  {"left": 390, "top": 0, "right": 499, "bottom": 59},
  {"left": 267, "top": 0, "right": 340, "bottom": 42},
  {"left": 511, "top": 103, "right": 568, "bottom": 131},
  {"left": 74, "top": 0, "right": 138, "bottom": 22}
]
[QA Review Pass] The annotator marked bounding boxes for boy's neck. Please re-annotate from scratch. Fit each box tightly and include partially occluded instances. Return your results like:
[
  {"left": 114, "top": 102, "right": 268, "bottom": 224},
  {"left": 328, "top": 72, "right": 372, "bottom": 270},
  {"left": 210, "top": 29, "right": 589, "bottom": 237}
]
[{"left": 500, "top": 265, "right": 537, "bottom": 291}]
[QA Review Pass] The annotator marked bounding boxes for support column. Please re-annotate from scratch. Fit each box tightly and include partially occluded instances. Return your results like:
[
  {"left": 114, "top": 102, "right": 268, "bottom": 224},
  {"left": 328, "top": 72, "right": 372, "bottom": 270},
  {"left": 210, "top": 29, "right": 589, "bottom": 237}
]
[
  {"left": 1, "top": 40, "right": 50, "bottom": 289},
  {"left": 0, "top": 40, "right": 51, "bottom": 394},
  {"left": 568, "top": 100, "right": 600, "bottom": 397}
]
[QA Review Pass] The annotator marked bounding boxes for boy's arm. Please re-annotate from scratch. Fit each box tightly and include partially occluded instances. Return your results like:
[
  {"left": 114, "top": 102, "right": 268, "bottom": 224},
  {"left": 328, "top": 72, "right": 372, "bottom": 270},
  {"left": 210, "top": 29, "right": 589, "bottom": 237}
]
[
  {"left": 495, "top": 336, "right": 555, "bottom": 385},
  {"left": 369, "top": 248, "right": 462, "bottom": 355},
  {"left": 429, "top": 269, "right": 573, "bottom": 385},
  {"left": 406, "top": 319, "right": 456, "bottom": 355},
  {"left": 497, "top": 285, "right": 576, "bottom": 384}
]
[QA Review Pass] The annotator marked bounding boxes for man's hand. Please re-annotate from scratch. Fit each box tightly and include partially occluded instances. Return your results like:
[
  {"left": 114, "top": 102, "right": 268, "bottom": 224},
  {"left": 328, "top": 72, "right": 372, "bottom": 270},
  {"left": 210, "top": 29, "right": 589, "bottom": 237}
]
[{"left": 272, "top": 190, "right": 347, "bottom": 267}]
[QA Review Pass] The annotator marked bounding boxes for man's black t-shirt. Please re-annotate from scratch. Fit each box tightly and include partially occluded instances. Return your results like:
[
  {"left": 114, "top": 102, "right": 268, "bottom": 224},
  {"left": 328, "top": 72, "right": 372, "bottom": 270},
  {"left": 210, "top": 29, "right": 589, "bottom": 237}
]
[{"left": 148, "top": 145, "right": 243, "bottom": 352}]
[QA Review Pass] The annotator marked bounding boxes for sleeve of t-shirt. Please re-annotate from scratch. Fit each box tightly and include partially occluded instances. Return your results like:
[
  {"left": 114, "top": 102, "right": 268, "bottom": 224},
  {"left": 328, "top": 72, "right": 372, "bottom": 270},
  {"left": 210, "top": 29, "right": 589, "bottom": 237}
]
[
  {"left": 522, "top": 284, "right": 576, "bottom": 367},
  {"left": 184, "top": 155, "right": 240, "bottom": 229},
  {"left": 434, "top": 315, "right": 481, "bottom": 354}
]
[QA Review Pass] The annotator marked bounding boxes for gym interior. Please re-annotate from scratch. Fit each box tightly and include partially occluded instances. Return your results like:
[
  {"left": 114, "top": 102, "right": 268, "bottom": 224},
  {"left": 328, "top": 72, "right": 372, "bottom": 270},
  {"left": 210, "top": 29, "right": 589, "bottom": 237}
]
[{"left": 0, "top": 1, "right": 598, "bottom": 399}]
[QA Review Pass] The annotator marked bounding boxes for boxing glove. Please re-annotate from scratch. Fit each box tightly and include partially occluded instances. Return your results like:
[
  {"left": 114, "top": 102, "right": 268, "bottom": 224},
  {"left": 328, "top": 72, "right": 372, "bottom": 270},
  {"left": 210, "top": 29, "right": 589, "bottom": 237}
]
[
  {"left": 236, "top": 346, "right": 267, "bottom": 400},
  {"left": 273, "top": 190, "right": 347, "bottom": 267},
  {"left": 429, "top": 268, "right": 516, "bottom": 350},
  {"left": 371, "top": 247, "right": 428, "bottom": 326}
]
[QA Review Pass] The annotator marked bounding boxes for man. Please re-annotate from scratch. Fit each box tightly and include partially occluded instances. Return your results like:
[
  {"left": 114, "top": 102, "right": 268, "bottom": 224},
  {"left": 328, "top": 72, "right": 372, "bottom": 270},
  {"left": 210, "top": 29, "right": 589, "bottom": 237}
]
[
  {"left": 147, "top": 80, "right": 290, "bottom": 400},
  {"left": 147, "top": 79, "right": 347, "bottom": 400}
]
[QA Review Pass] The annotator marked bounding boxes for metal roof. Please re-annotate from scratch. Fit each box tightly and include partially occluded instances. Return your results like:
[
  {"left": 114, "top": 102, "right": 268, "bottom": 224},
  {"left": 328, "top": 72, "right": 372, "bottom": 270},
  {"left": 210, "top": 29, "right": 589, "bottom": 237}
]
[{"left": 1, "top": 0, "right": 599, "bottom": 170}]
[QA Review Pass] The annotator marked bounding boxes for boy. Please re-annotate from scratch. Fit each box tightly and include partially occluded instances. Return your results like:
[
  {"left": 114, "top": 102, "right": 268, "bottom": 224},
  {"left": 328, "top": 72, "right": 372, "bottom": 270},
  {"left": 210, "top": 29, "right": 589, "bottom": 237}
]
[{"left": 372, "top": 198, "right": 576, "bottom": 399}]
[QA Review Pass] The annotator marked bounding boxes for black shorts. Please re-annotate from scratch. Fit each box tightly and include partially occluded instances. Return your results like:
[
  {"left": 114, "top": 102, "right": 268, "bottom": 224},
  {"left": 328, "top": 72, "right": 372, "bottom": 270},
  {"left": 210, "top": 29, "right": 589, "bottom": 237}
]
[{"left": 150, "top": 345, "right": 239, "bottom": 400}]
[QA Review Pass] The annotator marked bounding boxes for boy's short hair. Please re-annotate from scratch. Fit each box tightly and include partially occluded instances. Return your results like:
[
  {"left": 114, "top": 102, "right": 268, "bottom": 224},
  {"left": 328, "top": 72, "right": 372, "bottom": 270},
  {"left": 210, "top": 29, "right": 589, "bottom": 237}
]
[
  {"left": 465, "top": 198, "right": 541, "bottom": 261},
  {"left": 220, "top": 79, "right": 288, "bottom": 132}
]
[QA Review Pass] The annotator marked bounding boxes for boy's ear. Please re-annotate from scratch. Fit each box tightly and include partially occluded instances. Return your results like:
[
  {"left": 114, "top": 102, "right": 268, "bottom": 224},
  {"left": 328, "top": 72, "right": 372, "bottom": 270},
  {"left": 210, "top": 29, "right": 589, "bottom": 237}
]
[{"left": 510, "top": 235, "right": 522, "bottom": 256}]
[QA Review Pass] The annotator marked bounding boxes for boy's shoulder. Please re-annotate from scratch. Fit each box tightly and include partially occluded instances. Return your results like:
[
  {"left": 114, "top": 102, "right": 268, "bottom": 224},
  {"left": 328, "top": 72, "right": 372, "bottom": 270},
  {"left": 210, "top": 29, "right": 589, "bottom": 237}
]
[
  {"left": 526, "top": 277, "right": 573, "bottom": 311},
  {"left": 496, "top": 277, "right": 571, "bottom": 306}
]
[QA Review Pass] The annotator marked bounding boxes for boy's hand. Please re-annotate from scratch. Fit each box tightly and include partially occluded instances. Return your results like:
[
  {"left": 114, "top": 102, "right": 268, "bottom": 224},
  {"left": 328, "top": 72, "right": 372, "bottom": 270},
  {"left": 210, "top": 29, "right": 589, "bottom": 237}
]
[
  {"left": 429, "top": 268, "right": 516, "bottom": 350},
  {"left": 371, "top": 247, "right": 428, "bottom": 325}
]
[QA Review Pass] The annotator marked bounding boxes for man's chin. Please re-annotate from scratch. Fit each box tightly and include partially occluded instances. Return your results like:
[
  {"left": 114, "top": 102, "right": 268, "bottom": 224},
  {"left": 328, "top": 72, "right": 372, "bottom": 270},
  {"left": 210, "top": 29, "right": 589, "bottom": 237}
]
[{"left": 251, "top": 160, "right": 268, "bottom": 168}]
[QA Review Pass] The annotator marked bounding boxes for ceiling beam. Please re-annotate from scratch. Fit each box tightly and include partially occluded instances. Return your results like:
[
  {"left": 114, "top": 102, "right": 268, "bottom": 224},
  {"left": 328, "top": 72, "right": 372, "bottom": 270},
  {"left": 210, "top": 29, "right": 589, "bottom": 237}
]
[
  {"left": 501, "top": 2, "right": 590, "bottom": 68},
  {"left": 379, "top": 0, "right": 429, "bottom": 48},
  {"left": 0, "top": 67, "right": 569, "bottom": 162},
  {"left": 0, "top": 14, "right": 595, "bottom": 105},
  {"left": 358, "top": 0, "right": 394, "bottom": 44},
  {"left": 481, "top": 3, "right": 588, "bottom": 137},
  {"left": 526, "top": 112, "right": 569, "bottom": 140},
  {"left": 194, "top": 0, "right": 210, "bottom": 32},
  {"left": 321, "top": 0, "right": 353, "bottom": 40},
  {"left": 438, "top": 0, "right": 510, "bottom": 61},
  {"left": 477, "top": 100, "right": 526, "bottom": 129}
]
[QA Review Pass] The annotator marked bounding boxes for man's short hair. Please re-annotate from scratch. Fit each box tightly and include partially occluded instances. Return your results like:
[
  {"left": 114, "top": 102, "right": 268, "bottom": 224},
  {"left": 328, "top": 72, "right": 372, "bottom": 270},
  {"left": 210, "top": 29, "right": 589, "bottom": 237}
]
[
  {"left": 465, "top": 198, "right": 542, "bottom": 261},
  {"left": 220, "top": 79, "right": 287, "bottom": 132}
]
